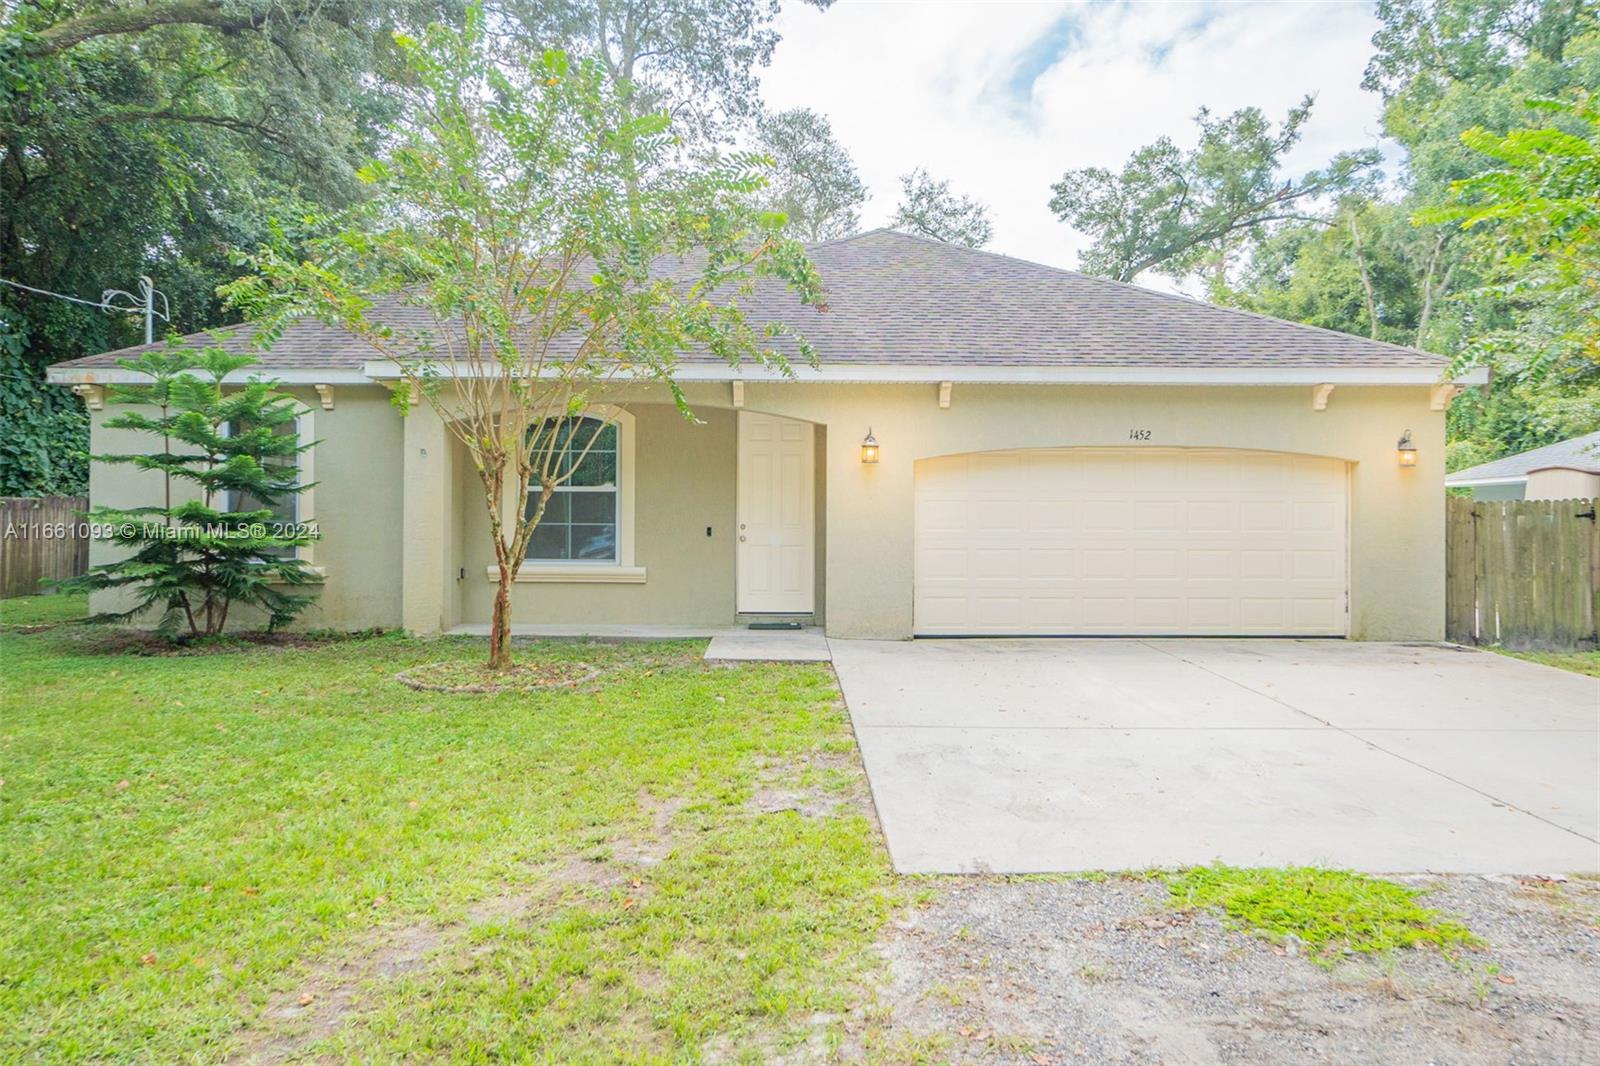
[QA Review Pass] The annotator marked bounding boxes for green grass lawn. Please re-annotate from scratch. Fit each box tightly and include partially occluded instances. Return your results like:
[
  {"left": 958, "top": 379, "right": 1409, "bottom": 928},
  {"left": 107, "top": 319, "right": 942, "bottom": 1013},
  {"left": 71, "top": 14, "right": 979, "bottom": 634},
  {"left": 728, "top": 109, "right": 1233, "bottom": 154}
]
[
  {"left": 0, "top": 625, "right": 899, "bottom": 1062},
  {"left": 0, "top": 592, "right": 88, "bottom": 628},
  {"left": 1489, "top": 646, "right": 1600, "bottom": 677}
]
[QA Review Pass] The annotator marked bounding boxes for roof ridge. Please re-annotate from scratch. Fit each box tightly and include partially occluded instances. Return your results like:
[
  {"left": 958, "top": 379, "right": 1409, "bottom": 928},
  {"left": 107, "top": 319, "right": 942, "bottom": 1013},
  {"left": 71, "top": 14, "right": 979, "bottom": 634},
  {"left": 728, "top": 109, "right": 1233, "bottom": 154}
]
[{"left": 840, "top": 228, "right": 1449, "bottom": 367}]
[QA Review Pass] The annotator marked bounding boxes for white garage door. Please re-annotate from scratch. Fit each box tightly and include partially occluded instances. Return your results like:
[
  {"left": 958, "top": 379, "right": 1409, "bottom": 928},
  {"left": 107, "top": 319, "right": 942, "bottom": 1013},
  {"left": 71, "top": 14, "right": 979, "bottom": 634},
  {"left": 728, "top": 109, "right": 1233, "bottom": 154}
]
[{"left": 914, "top": 448, "right": 1348, "bottom": 636}]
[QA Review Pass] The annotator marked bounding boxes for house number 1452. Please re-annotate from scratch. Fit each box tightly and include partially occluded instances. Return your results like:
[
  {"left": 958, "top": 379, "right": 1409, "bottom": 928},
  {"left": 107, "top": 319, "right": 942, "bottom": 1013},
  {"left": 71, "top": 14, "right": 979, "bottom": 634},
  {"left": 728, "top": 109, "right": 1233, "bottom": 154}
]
[{"left": 1128, "top": 429, "right": 1153, "bottom": 441}]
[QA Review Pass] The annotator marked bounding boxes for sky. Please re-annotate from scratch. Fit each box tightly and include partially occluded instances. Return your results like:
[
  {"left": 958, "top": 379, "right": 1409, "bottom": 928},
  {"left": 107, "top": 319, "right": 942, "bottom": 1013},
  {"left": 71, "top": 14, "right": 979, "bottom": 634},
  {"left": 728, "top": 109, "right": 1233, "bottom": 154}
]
[{"left": 758, "top": 0, "right": 1393, "bottom": 286}]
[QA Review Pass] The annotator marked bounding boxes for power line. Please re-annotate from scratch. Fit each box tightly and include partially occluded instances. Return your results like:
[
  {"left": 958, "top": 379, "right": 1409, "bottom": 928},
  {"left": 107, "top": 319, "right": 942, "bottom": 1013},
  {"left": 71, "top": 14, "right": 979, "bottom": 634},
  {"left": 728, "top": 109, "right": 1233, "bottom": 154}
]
[
  {"left": 2, "top": 274, "right": 171, "bottom": 343},
  {"left": 0, "top": 276, "right": 122, "bottom": 311}
]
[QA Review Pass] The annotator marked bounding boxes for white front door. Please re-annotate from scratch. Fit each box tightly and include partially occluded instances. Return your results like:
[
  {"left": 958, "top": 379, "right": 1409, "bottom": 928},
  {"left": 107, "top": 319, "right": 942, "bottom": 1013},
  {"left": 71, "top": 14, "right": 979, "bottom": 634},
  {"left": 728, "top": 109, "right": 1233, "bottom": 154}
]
[{"left": 737, "top": 412, "right": 815, "bottom": 613}]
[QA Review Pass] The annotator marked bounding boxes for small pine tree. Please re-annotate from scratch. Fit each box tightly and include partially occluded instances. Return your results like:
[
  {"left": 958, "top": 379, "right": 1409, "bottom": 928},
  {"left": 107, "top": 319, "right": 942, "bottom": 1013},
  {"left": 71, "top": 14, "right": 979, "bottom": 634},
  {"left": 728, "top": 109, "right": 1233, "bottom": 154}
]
[{"left": 63, "top": 344, "right": 320, "bottom": 637}]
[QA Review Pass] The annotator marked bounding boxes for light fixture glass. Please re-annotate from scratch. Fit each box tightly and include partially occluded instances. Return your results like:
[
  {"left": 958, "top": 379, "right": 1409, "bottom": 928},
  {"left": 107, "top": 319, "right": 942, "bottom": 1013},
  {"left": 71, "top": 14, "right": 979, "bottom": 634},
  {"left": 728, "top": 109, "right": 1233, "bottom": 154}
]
[
  {"left": 860, "top": 428, "right": 880, "bottom": 464},
  {"left": 1397, "top": 430, "right": 1417, "bottom": 468}
]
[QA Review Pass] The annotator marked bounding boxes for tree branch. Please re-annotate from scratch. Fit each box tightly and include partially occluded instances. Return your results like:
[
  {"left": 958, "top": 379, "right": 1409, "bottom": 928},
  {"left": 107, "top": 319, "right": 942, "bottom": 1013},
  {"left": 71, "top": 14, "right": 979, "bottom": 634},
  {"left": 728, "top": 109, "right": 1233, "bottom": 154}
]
[{"left": 21, "top": 0, "right": 267, "bottom": 56}]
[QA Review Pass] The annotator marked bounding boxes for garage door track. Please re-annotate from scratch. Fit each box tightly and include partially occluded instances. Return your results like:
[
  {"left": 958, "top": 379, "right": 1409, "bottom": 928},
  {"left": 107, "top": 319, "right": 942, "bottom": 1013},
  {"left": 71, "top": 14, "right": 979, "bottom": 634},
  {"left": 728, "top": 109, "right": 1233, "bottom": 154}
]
[{"left": 830, "top": 639, "right": 1600, "bottom": 873}]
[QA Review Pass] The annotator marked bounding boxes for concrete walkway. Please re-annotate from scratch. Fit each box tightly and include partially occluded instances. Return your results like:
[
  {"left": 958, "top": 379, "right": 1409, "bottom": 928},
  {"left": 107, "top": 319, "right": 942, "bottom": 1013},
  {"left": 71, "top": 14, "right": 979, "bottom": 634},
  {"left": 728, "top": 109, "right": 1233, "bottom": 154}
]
[
  {"left": 830, "top": 639, "right": 1600, "bottom": 874},
  {"left": 445, "top": 622, "right": 831, "bottom": 662}
]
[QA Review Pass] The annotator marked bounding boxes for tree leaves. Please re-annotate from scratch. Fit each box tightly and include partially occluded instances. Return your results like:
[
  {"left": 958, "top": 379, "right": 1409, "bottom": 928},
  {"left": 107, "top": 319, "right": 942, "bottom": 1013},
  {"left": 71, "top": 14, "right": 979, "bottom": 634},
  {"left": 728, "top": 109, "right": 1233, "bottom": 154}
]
[
  {"left": 1048, "top": 99, "right": 1381, "bottom": 283},
  {"left": 890, "top": 168, "right": 993, "bottom": 249}
]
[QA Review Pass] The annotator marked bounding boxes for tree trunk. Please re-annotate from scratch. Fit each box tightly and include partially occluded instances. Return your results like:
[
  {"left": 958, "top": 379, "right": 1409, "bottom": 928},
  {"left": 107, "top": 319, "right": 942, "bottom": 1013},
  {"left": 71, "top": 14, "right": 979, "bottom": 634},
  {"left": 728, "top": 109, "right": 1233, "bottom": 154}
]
[
  {"left": 1348, "top": 213, "right": 1379, "bottom": 340},
  {"left": 1416, "top": 233, "right": 1454, "bottom": 350},
  {"left": 488, "top": 560, "right": 514, "bottom": 670}
]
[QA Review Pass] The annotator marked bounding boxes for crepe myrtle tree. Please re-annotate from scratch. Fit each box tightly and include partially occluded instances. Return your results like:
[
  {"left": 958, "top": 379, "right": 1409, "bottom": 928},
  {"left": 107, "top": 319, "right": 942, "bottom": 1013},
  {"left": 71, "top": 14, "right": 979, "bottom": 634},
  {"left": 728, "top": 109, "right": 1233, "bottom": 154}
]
[
  {"left": 60, "top": 344, "right": 319, "bottom": 637},
  {"left": 227, "top": 11, "right": 824, "bottom": 670}
]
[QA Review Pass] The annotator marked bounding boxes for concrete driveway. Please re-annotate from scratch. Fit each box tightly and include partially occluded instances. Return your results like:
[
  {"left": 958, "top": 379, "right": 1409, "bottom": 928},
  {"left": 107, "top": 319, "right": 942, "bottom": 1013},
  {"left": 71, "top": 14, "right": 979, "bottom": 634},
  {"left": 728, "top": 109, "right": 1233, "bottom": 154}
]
[{"left": 829, "top": 639, "right": 1600, "bottom": 874}]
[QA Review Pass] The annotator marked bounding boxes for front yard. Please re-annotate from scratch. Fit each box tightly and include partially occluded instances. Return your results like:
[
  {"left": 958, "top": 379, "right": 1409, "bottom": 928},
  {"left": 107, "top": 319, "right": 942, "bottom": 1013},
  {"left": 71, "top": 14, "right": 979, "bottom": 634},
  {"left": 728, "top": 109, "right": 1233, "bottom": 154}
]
[
  {"left": 3, "top": 608, "right": 1598, "bottom": 1063},
  {"left": 1, "top": 620, "right": 898, "bottom": 1062}
]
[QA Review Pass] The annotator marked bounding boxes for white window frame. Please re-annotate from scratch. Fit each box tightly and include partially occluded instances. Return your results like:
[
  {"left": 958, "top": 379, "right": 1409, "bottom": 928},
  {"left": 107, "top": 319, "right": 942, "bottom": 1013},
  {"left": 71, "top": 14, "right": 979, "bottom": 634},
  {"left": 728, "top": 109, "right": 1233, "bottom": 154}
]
[{"left": 493, "top": 406, "right": 643, "bottom": 584}]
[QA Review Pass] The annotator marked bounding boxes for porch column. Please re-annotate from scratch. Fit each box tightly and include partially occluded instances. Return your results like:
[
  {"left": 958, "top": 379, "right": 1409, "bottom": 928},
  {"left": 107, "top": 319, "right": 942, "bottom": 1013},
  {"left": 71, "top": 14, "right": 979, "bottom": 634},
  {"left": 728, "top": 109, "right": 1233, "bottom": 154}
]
[{"left": 401, "top": 400, "right": 450, "bottom": 634}]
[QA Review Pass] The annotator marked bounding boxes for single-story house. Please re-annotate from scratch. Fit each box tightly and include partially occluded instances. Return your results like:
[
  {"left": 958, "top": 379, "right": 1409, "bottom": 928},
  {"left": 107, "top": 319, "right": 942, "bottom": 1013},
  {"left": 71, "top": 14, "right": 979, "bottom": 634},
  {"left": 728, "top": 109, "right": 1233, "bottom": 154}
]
[
  {"left": 49, "top": 229, "right": 1485, "bottom": 641},
  {"left": 1446, "top": 431, "right": 1600, "bottom": 501}
]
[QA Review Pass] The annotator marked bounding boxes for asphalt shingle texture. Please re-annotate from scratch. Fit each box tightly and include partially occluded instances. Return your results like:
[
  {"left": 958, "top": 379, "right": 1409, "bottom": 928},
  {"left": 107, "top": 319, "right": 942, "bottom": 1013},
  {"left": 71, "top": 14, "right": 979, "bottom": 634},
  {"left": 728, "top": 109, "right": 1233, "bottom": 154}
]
[
  {"left": 1447, "top": 430, "right": 1600, "bottom": 482},
  {"left": 53, "top": 229, "right": 1449, "bottom": 373}
]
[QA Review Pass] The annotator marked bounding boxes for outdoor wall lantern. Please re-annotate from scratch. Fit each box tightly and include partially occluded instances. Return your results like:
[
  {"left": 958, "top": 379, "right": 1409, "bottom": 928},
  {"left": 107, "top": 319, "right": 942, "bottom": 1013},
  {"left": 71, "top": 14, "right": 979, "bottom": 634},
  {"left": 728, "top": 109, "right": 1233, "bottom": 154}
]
[
  {"left": 860, "top": 428, "right": 880, "bottom": 464},
  {"left": 1397, "top": 430, "right": 1417, "bottom": 468}
]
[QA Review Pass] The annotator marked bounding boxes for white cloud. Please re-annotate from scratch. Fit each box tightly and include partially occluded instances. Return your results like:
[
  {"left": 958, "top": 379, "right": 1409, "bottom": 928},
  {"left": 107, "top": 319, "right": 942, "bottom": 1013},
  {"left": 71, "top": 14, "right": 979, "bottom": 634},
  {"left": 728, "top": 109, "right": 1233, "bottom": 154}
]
[{"left": 758, "top": 0, "right": 1392, "bottom": 286}]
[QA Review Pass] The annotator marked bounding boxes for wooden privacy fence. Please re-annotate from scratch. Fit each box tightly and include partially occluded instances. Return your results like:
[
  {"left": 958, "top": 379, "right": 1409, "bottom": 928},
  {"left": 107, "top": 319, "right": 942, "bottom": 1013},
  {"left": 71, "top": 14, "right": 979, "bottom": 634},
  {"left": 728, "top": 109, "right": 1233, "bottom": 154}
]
[
  {"left": 0, "top": 496, "right": 90, "bottom": 598},
  {"left": 1446, "top": 497, "right": 1600, "bottom": 648}
]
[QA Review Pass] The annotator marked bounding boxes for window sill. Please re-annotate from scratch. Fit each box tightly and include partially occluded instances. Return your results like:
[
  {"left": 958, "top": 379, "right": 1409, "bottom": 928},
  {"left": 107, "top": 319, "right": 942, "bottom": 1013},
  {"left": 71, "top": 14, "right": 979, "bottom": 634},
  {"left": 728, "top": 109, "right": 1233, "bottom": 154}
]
[{"left": 486, "top": 564, "right": 646, "bottom": 585}]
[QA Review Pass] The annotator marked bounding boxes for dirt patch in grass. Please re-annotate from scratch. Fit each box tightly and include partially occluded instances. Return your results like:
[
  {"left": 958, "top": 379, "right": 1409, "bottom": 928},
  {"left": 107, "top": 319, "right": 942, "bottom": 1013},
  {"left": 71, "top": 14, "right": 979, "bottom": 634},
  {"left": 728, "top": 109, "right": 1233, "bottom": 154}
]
[
  {"left": 748, "top": 745, "right": 878, "bottom": 825},
  {"left": 227, "top": 922, "right": 450, "bottom": 1065},
  {"left": 227, "top": 823, "right": 683, "bottom": 1064},
  {"left": 864, "top": 874, "right": 1600, "bottom": 1064},
  {"left": 394, "top": 658, "right": 601, "bottom": 693},
  {"left": 608, "top": 792, "right": 687, "bottom": 867}
]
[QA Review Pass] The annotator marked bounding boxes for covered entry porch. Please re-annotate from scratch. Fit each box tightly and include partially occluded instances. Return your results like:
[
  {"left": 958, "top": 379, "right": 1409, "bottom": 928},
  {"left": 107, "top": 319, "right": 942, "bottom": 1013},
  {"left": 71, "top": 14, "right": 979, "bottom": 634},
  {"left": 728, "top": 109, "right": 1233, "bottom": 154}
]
[{"left": 397, "top": 391, "right": 828, "bottom": 635}]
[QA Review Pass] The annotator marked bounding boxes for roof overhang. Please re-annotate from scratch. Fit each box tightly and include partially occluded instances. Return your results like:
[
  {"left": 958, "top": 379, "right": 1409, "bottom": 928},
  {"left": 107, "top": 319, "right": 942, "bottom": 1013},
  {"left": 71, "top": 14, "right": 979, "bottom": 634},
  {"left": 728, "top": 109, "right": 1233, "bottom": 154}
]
[
  {"left": 47, "top": 362, "right": 1489, "bottom": 388},
  {"left": 357, "top": 361, "right": 1486, "bottom": 387},
  {"left": 47, "top": 367, "right": 375, "bottom": 386}
]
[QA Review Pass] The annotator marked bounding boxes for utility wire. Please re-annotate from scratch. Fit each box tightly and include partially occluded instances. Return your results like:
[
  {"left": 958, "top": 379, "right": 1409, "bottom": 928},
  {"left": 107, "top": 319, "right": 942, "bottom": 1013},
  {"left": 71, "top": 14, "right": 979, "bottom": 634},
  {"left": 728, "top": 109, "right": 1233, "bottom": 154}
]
[{"left": 0, "top": 276, "right": 123, "bottom": 311}]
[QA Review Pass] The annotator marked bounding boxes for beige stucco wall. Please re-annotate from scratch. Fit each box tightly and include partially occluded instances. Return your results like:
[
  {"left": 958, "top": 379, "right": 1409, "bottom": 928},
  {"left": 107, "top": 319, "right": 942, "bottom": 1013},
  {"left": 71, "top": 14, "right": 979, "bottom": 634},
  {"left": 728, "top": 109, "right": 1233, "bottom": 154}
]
[
  {"left": 736, "top": 382, "right": 1445, "bottom": 641},
  {"left": 84, "top": 387, "right": 404, "bottom": 629},
  {"left": 457, "top": 403, "right": 740, "bottom": 625},
  {"left": 84, "top": 379, "right": 1446, "bottom": 641},
  {"left": 1526, "top": 468, "right": 1600, "bottom": 501}
]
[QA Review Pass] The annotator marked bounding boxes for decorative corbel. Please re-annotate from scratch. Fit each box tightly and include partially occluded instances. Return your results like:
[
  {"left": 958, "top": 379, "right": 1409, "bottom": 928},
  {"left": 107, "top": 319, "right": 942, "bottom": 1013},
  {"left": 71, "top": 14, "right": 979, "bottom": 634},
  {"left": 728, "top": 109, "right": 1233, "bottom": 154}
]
[
  {"left": 1430, "top": 383, "right": 1462, "bottom": 411},
  {"left": 72, "top": 383, "right": 104, "bottom": 411},
  {"left": 1311, "top": 383, "right": 1334, "bottom": 411},
  {"left": 731, "top": 380, "right": 745, "bottom": 408},
  {"left": 314, "top": 383, "right": 334, "bottom": 411},
  {"left": 938, "top": 381, "right": 953, "bottom": 409}
]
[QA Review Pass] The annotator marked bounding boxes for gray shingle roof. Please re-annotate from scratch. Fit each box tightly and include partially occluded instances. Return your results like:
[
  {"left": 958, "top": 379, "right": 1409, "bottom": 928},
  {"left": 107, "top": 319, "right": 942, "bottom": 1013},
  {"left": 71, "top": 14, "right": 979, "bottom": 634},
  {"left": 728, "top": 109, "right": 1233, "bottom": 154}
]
[
  {"left": 1446, "top": 431, "right": 1600, "bottom": 483},
  {"left": 52, "top": 228, "right": 1450, "bottom": 374}
]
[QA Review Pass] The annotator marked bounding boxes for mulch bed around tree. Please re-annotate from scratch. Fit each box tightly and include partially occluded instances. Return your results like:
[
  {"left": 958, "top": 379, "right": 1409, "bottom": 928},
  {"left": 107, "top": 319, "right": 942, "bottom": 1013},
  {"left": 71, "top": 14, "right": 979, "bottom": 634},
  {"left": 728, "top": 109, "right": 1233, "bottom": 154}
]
[{"left": 395, "top": 659, "right": 602, "bottom": 693}]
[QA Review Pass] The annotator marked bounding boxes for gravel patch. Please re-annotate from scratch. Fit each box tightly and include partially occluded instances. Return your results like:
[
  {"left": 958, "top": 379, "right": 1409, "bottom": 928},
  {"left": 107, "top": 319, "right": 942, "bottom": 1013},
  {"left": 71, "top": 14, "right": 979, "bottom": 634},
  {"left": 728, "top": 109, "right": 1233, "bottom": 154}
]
[{"left": 873, "top": 874, "right": 1600, "bottom": 1064}]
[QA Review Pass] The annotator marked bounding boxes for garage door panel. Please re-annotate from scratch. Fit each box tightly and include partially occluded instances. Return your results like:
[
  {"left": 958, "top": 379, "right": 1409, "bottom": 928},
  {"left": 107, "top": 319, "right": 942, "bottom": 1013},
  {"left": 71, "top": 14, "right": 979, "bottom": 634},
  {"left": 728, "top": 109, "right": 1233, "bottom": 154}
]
[
  {"left": 1029, "top": 547, "right": 1075, "bottom": 578},
  {"left": 914, "top": 448, "right": 1347, "bottom": 636},
  {"left": 1187, "top": 500, "right": 1235, "bottom": 532}
]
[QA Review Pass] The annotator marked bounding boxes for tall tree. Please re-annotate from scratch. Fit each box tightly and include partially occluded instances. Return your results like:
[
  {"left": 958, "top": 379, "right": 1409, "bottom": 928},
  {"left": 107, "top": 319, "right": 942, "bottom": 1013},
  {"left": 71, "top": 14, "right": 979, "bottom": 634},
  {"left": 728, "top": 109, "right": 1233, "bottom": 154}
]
[
  {"left": 753, "top": 107, "right": 866, "bottom": 241},
  {"left": 890, "top": 168, "right": 993, "bottom": 248},
  {"left": 229, "top": 16, "right": 823, "bottom": 670},
  {"left": 1364, "top": 0, "right": 1595, "bottom": 121},
  {"left": 1421, "top": 94, "right": 1600, "bottom": 446},
  {"left": 0, "top": 0, "right": 449, "bottom": 493},
  {"left": 60, "top": 345, "right": 320, "bottom": 638},
  {"left": 1047, "top": 99, "right": 1381, "bottom": 282},
  {"left": 498, "top": 0, "right": 834, "bottom": 141}
]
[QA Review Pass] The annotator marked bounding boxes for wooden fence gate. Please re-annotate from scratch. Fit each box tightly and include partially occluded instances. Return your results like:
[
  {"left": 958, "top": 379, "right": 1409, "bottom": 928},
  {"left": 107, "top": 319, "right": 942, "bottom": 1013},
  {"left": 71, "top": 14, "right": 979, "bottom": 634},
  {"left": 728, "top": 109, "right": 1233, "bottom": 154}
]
[
  {"left": 1446, "top": 497, "right": 1600, "bottom": 648},
  {"left": 0, "top": 496, "right": 90, "bottom": 599}
]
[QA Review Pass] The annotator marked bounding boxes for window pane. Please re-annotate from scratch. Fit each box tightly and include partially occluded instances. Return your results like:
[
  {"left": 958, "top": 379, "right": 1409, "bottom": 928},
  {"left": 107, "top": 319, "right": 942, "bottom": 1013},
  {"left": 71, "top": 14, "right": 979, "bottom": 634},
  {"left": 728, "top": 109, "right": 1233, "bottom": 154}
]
[
  {"left": 569, "top": 492, "right": 616, "bottom": 524},
  {"left": 524, "top": 417, "right": 621, "bottom": 562},
  {"left": 531, "top": 417, "right": 617, "bottom": 486},
  {"left": 527, "top": 521, "right": 568, "bottom": 560},
  {"left": 526, "top": 492, "right": 570, "bottom": 524},
  {"left": 571, "top": 449, "right": 615, "bottom": 487},
  {"left": 572, "top": 524, "right": 616, "bottom": 560}
]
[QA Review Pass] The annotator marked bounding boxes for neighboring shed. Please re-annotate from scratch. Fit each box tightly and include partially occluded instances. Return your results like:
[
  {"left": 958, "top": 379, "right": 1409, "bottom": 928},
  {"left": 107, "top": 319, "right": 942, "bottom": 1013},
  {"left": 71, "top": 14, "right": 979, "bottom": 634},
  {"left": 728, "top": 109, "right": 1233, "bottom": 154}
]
[{"left": 1447, "top": 431, "right": 1600, "bottom": 500}]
